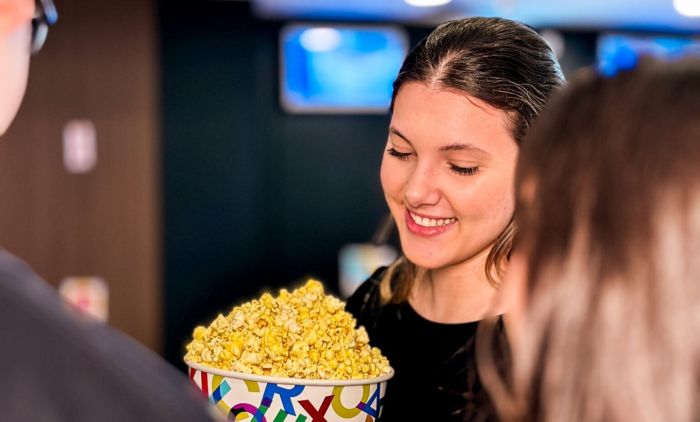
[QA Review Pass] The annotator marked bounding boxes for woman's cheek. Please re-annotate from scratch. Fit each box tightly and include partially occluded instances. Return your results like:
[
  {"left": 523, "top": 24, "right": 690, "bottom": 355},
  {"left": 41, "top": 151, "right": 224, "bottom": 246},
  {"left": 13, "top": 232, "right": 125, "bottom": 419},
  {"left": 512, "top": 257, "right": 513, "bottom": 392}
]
[{"left": 380, "top": 158, "right": 403, "bottom": 198}]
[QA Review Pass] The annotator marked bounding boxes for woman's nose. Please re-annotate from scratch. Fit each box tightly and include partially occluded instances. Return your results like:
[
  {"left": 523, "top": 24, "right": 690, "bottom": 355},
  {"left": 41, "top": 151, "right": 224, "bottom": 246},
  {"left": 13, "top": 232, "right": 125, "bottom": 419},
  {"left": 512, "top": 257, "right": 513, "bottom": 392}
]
[{"left": 403, "top": 164, "right": 440, "bottom": 208}]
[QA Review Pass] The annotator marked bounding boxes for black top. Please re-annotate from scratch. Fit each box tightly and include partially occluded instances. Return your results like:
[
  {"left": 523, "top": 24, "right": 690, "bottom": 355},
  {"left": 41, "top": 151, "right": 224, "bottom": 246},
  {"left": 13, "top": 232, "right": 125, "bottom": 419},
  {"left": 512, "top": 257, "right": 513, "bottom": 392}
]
[
  {"left": 346, "top": 267, "right": 507, "bottom": 422},
  {"left": 0, "top": 249, "right": 216, "bottom": 421}
]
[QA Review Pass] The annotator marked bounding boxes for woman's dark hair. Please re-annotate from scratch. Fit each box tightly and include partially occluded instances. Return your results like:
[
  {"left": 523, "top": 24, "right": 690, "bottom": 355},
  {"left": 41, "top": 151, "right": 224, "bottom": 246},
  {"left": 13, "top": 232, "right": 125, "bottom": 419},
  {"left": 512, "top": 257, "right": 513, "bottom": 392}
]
[{"left": 381, "top": 17, "right": 564, "bottom": 303}]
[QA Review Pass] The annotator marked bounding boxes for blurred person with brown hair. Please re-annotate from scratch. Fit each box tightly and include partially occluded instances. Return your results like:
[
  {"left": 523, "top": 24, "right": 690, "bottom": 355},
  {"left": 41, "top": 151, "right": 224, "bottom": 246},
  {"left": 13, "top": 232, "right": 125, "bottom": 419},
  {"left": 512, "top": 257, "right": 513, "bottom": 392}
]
[
  {"left": 489, "top": 59, "right": 700, "bottom": 422},
  {"left": 0, "top": 1, "right": 216, "bottom": 420},
  {"left": 346, "top": 17, "right": 564, "bottom": 421}
]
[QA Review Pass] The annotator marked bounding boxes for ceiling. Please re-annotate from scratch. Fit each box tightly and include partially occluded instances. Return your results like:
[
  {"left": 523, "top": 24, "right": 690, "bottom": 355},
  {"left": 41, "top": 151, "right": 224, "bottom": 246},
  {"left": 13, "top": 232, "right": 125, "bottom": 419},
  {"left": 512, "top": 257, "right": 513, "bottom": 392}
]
[{"left": 246, "top": 0, "right": 700, "bottom": 32}]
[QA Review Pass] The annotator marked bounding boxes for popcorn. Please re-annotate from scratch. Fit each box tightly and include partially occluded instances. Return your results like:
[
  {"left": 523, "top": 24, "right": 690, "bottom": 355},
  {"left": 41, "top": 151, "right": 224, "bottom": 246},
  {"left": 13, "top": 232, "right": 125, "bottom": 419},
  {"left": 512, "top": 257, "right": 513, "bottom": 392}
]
[{"left": 185, "top": 280, "right": 391, "bottom": 380}]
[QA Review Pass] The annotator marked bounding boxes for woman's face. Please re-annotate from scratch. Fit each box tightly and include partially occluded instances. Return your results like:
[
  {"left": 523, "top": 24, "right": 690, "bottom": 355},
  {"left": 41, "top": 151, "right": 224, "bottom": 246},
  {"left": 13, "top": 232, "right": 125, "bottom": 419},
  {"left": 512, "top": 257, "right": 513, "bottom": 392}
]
[{"left": 381, "top": 82, "right": 518, "bottom": 270}]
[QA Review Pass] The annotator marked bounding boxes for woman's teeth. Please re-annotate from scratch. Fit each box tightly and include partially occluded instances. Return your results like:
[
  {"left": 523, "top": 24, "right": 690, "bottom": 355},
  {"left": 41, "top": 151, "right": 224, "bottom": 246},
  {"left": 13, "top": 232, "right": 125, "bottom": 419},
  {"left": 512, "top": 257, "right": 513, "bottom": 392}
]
[{"left": 409, "top": 212, "right": 457, "bottom": 228}]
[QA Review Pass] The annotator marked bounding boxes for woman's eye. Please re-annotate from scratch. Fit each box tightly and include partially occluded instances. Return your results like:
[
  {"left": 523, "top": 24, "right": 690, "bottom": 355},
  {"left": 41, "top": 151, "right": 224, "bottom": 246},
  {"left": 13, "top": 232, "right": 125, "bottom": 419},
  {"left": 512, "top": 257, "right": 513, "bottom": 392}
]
[
  {"left": 387, "top": 147, "right": 413, "bottom": 161},
  {"left": 449, "top": 164, "right": 480, "bottom": 176}
]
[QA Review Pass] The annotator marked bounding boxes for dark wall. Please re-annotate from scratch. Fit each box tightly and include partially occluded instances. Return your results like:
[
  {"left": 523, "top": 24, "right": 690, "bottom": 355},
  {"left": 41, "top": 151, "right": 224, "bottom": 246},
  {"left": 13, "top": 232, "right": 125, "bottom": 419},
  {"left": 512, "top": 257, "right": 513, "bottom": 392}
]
[
  {"left": 557, "top": 32, "right": 598, "bottom": 76},
  {"left": 159, "top": 1, "right": 417, "bottom": 365}
]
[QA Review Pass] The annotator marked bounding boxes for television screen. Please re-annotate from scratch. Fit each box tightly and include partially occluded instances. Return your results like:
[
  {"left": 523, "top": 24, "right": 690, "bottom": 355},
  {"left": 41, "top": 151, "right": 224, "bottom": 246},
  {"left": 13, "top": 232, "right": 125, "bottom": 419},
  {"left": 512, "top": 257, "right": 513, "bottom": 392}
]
[
  {"left": 597, "top": 33, "right": 700, "bottom": 76},
  {"left": 280, "top": 24, "right": 408, "bottom": 114}
]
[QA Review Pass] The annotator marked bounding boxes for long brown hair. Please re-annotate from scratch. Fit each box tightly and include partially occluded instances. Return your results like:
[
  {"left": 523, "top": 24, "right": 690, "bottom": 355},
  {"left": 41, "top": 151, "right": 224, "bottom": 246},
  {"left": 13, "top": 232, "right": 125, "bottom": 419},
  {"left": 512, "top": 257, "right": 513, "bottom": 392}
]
[
  {"left": 493, "top": 59, "right": 700, "bottom": 421},
  {"left": 380, "top": 17, "right": 564, "bottom": 303}
]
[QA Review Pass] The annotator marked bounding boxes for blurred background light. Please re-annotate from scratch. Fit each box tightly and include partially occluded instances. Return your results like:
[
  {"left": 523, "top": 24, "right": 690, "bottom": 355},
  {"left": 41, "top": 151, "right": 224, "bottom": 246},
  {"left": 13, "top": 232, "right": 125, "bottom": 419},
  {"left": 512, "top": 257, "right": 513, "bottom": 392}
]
[
  {"left": 300, "top": 27, "right": 342, "bottom": 52},
  {"left": 674, "top": 0, "right": 700, "bottom": 17},
  {"left": 252, "top": 0, "right": 700, "bottom": 31},
  {"left": 63, "top": 119, "right": 98, "bottom": 174},
  {"left": 281, "top": 24, "right": 408, "bottom": 113},
  {"left": 404, "top": 0, "right": 454, "bottom": 7},
  {"left": 597, "top": 33, "right": 700, "bottom": 76}
]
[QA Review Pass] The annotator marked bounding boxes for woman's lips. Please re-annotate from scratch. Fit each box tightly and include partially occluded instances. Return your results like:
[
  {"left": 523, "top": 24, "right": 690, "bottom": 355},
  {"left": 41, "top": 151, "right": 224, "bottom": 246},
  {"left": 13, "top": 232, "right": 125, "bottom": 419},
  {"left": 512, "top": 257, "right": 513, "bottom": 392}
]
[{"left": 404, "top": 208, "right": 457, "bottom": 237}]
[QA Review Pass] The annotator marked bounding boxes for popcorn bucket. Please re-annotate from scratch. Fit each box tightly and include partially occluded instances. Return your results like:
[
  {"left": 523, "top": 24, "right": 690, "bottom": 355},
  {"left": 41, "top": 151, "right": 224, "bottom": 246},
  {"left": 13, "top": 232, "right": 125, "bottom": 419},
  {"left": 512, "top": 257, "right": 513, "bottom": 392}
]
[{"left": 187, "top": 361, "right": 394, "bottom": 421}]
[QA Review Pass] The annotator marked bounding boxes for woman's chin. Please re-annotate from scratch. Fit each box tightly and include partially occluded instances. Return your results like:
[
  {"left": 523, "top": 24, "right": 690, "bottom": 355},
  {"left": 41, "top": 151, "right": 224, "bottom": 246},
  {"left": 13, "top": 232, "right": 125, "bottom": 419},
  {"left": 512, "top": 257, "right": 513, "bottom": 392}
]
[{"left": 403, "top": 252, "right": 449, "bottom": 271}]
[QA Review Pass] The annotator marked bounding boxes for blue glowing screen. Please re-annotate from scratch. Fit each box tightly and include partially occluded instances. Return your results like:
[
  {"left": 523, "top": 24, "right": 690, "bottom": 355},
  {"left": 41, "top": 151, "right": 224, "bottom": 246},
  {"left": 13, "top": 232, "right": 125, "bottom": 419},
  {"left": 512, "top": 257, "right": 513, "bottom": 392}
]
[
  {"left": 280, "top": 25, "right": 408, "bottom": 113},
  {"left": 598, "top": 33, "right": 700, "bottom": 77}
]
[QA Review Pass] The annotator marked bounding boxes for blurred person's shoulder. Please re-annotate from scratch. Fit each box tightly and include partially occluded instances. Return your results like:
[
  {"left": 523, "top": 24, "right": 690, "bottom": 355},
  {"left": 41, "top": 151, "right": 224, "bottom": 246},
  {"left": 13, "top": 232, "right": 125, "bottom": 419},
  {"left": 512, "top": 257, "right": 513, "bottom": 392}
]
[{"left": 0, "top": 249, "right": 217, "bottom": 421}]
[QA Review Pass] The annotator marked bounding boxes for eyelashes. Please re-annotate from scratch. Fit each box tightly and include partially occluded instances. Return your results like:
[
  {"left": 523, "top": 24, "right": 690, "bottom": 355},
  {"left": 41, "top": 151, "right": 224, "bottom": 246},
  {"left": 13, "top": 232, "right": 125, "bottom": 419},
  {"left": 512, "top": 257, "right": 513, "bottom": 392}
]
[
  {"left": 387, "top": 147, "right": 412, "bottom": 161},
  {"left": 386, "top": 147, "right": 480, "bottom": 176},
  {"left": 449, "top": 164, "right": 480, "bottom": 176}
]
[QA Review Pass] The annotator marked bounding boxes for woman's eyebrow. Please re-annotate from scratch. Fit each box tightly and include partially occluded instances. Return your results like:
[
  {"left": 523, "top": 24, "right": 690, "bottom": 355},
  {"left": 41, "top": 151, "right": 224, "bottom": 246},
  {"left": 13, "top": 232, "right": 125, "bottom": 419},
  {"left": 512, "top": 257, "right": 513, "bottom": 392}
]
[{"left": 439, "top": 143, "right": 492, "bottom": 158}]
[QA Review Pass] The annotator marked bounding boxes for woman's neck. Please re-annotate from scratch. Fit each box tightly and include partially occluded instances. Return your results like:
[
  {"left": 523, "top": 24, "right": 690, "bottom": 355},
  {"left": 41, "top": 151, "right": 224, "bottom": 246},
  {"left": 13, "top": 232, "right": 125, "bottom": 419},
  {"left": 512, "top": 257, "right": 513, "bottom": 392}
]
[{"left": 408, "top": 248, "right": 505, "bottom": 324}]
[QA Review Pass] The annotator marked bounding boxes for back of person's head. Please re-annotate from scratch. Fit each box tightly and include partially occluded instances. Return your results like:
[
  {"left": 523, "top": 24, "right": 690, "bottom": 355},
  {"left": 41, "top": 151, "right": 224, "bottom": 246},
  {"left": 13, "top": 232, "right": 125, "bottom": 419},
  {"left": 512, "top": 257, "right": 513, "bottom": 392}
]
[
  {"left": 504, "top": 59, "right": 700, "bottom": 422},
  {"left": 381, "top": 17, "right": 564, "bottom": 303}
]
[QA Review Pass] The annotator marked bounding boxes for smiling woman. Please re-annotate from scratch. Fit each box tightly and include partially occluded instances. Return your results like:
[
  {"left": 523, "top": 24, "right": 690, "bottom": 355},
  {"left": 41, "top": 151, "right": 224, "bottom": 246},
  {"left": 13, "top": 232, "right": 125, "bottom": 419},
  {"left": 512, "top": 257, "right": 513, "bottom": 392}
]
[{"left": 345, "top": 17, "right": 564, "bottom": 422}]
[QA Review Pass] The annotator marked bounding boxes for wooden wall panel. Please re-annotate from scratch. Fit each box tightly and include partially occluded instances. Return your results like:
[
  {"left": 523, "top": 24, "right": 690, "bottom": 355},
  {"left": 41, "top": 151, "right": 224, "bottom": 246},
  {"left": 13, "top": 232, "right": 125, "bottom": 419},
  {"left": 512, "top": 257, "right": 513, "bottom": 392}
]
[{"left": 0, "top": 0, "right": 161, "bottom": 351}]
